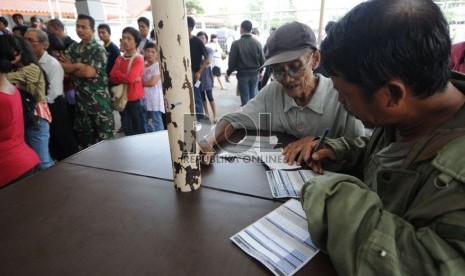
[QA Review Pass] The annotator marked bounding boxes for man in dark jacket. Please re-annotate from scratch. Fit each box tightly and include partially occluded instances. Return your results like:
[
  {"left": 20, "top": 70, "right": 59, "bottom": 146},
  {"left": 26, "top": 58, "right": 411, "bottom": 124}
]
[{"left": 226, "top": 20, "right": 265, "bottom": 106}]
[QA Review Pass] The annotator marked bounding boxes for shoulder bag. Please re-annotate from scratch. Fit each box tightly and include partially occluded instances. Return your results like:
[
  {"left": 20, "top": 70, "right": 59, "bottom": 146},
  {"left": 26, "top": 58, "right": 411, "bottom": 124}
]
[{"left": 111, "top": 54, "right": 140, "bottom": 112}]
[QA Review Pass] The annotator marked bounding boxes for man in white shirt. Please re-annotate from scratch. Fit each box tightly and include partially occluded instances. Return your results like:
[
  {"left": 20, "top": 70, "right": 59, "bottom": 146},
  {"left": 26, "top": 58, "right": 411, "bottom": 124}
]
[
  {"left": 137, "top": 17, "right": 152, "bottom": 55},
  {"left": 24, "top": 28, "right": 78, "bottom": 160}
]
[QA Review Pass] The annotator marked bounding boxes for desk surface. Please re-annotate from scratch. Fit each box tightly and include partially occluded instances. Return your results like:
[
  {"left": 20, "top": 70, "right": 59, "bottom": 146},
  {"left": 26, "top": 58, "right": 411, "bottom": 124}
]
[
  {"left": 0, "top": 163, "right": 336, "bottom": 275},
  {"left": 64, "top": 132, "right": 174, "bottom": 180},
  {"left": 64, "top": 131, "right": 295, "bottom": 200}
]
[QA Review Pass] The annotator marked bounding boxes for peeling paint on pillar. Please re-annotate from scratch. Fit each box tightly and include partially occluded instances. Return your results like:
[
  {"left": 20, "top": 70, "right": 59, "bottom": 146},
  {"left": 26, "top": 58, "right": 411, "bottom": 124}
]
[{"left": 152, "top": 0, "right": 201, "bottom": 192}]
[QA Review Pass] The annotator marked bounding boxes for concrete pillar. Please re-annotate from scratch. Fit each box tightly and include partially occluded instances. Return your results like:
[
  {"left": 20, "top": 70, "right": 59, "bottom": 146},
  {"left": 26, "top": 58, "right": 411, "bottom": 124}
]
[{"left": 151, "top": 0, "right": 202, "bottom": 192}]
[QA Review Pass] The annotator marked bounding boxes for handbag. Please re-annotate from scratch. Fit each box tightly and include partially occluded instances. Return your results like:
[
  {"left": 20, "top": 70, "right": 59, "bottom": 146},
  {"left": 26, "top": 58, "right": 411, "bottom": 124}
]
[{"left": 111, "top": 54, "right": 140, "bottom": 111}]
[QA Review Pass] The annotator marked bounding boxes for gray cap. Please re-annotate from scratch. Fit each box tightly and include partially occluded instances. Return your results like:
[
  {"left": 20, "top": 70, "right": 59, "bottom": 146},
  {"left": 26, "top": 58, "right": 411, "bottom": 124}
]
[{"left": 263, "top": 22, "right": 317, "bottom": 67}]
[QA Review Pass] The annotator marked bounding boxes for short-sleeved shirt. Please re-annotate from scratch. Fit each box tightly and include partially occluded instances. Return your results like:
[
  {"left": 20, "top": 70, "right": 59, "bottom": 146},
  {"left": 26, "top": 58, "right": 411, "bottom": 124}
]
[
  {"left": 143, "top": 62, "right": 164, "bottom": 113},
  {"left": 189, "top": 36, "right": 209, "bottom": 72},
  {"left": 65, "top": 39, "right": 111, "bottom": 113},
  {"left": 221, "top": 74, "right": 365, "bottom": 139}
]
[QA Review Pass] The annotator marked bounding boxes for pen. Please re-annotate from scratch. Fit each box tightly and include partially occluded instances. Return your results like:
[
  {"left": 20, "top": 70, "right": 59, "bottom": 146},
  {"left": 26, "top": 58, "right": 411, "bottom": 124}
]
[{"left": 302, "top": 128, "right": 330, "bottom": 169}]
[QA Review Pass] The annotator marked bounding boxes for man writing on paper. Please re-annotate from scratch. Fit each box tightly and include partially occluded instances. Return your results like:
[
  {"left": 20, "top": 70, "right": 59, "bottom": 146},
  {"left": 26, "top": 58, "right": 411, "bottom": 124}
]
[
  {"left": 300, "top": 0, "right": 465, "bottom": 274},
  {"left": 199, "top": 22, "right": 364, "bottom": 162}
]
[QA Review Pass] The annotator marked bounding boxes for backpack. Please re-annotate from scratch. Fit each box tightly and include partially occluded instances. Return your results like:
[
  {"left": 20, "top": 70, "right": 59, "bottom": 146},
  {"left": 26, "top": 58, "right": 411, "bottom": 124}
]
[{"left": 19, "top": 88, "right": 38, "bottom": 129}]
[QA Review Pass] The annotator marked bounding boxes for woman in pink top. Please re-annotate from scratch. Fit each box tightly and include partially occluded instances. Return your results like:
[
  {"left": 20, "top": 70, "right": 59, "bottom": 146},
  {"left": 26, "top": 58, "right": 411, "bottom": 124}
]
[
  {"left": 110, "top": 27, "right": 145, "bottom": 136},
  {"left": 0, "top": 36, "right": 39, "bottom": 187}
]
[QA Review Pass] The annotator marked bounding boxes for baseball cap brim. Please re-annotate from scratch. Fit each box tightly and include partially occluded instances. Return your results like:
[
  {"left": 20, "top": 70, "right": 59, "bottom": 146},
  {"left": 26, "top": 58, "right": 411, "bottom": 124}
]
[{"left": 261, "top": 47, "right": 309, "bottom": 68}]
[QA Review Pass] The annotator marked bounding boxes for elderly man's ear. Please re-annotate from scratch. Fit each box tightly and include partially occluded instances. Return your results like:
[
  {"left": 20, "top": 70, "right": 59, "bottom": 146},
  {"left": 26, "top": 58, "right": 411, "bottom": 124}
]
[{"left": 311, "top": 50, "right": 321, "bottom": 70}]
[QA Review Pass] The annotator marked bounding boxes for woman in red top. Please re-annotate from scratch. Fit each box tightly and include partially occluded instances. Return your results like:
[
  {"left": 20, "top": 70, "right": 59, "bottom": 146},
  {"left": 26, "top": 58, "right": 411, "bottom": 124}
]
[
  {"left": 0, "top": 36, "right": 39, "bottom": 187},
  {"left": 110, "top": 27, "right": 146, "bottom": 136}
]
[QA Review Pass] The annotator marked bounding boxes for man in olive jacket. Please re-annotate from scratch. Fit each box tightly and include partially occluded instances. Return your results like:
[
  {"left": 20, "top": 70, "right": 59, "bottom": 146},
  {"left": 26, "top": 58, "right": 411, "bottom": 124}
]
[{"left": 299, "top": 0, "right": 465, "bottom": 274}]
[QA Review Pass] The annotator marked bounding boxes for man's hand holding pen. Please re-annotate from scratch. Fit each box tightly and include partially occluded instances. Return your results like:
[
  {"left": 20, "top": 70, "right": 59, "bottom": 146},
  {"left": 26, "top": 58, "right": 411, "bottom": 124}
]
[{"left": 283, "top": 128, "right": 337, "bottom": 174}]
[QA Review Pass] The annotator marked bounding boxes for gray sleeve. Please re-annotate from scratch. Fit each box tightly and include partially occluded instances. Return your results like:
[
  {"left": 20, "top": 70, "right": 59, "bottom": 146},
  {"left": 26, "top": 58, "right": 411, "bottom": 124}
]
[{"left": 221, "top": 88, "right": 270, "bottom": 131}]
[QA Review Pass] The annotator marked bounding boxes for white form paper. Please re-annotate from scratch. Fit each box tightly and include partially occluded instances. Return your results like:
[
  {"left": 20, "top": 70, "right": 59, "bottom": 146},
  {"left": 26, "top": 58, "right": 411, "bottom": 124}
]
[
  {"left": 266, "top": 170, "right": 336, "bottom": 198},
  {"left": 231, "top": 199, "right": 319, "bottom": 276},
  {"left": 217, "top": 135, "right": 278, "bottom": 160},
  {"left": 255, "top": 148, "right": 301, "bottom": 170},
  {"left": 266, "top": 170, "right": 315, "bottom": 198}
]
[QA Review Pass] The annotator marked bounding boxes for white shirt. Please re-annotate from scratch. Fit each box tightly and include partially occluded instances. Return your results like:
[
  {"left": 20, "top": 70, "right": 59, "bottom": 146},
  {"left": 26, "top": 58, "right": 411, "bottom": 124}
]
[
  {"left": 39, "top": 52, "right": 64, "bottom": 104},
  {"left": 143, "top": 62, "right": 164, "bottom": 112},
  {"left": 222, "top": 74, "right": 365, "bottom": 139}
]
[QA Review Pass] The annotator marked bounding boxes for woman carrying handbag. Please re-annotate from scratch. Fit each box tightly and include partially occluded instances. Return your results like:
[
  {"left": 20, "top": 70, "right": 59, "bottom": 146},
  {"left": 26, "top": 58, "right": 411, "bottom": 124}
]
[{"left": 110, "top": 27, "right": 145, "bottom": 136}]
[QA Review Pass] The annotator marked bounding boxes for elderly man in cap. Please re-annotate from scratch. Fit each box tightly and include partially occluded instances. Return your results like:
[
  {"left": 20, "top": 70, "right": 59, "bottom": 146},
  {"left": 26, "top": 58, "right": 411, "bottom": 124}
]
[{"left": 199, "top": 21, "right": 364, "bottom": 163}]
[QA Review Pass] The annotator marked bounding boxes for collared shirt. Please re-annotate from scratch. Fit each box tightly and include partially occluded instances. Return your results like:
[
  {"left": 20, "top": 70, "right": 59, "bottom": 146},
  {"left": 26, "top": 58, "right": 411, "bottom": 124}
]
[
  {"left": 221, "top": 74, "right": 365, "bottom": 139},
  {"left": 137, "top": 37, "right": 151, "bottom": 54},
  {"left": 39, "top": 52, "right": 64, "bottom": 104}
]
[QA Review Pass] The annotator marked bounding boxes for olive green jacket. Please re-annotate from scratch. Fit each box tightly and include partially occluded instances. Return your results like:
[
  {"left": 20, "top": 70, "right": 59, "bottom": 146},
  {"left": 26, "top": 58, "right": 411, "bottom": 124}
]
[{"left": 301, "top": 74, "right": 465, "bottom": 275}]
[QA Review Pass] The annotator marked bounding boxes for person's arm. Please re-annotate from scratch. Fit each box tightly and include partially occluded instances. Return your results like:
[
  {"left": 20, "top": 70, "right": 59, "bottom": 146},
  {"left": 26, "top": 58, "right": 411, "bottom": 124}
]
[
  {"left": 301, "top": 173, "right": 465, "bottom": 275},
  {"left": 109, "top": 56, "right": 122, "bottom": 84},
  {"left": 226, "top": 42, "right": 238, "bottom": 77},
  {"left": 143, "top": 65, "right": 160, "bottom": 87},
  {"left": 195, "top": 57, "right": 210, "bottom": 82},
  {"left": 194, "top": 44, "right": 211, "bottom": 82},
  {"left": 114, "top": 56, "right": 144, "bottom": 84},
  {"left": 258, "top": 42, "right": 265, "bottom": 68},
  {"left": 60, "top": 55, "right": 98, "bottom": 78},
  {"left": 198, "top": 119, "right": 235, "bottom": 154}
]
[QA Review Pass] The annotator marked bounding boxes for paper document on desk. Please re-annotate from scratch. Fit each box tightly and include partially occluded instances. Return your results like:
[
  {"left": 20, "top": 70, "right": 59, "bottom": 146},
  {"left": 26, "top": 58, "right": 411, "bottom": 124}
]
[
  {"left": 266, "top": 170, "right": 336, "bottom": 198},
  {"left": 238, "top": 135, "right": 278, "bottom": 149},
  {"left": 217, "top": 135, "right": 278, "bottom": 159},
  {"left": 255, "top": 148, "right": 301, "bottom": 170},
  {"left": 231, "top": 199, "right": 319, "bottom": 276},
  {"left": 266, "top": 170, "right": 315, "bottom": 198}
]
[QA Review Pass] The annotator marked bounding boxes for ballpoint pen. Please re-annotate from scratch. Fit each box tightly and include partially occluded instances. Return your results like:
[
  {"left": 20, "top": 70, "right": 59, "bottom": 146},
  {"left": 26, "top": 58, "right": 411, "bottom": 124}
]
[{"left": 302, "top": 128, "right": 330, "bottom": 169}]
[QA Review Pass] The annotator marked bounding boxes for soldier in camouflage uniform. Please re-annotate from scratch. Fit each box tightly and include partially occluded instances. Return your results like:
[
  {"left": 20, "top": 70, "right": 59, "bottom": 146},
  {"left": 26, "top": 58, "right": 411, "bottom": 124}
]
[{"left": 60, "top": 14, "right": 114, "bottom": 148}]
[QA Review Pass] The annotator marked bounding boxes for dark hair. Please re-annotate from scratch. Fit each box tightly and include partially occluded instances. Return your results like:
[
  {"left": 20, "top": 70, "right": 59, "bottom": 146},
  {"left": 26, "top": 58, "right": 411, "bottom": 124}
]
[
  {"left": 12, "top": 25, "right": 28, "bottom": 37},
  {"left": 47, "top": 33, "right": 65, "bottom": 53},
  {"left": 98, "top": 23, "right": 111, "bottom": 35},
  {"left": 12, "top": 14, "right": 24, "bottom": 21},
  {"left": 150, "top": 29, "right": 155, "bottom": 40},
  {"left": 240, "top": 20, "right": 253, "bottom": 33},
  {"left": 210, "top": 33, "right": 217, "bottom": 41},
  {"left": 196, "top": 31, "right": 208, "bottom": 42},
  {"left": 0, "top": 17, "right": 8, "bottom": 27},
  {"left": 30, "top": 16, "right": 39, "bottom": 23},
  {"left": 122, "top": 27, "right": 142, "bottom": 47},
  {"left": 77, "top": 14, "right": 95, "bottom": 29},
  {"left": 47, "top": 19, "right": 65, "bottom": 31},
  {"left": 144, "top": 42, "right": 156, "bottom": 50},
  {"left": 15, "top": 36, "right": 38, "bottom": 66},
  {"left": 137, "top": 17, "right": 150, "bottom": 28},
  {"left": 321, "top": 0, "right": 451, "bottom": 99},
  {"left": 187, "top": 16, "right": 195, "bottom": 29},
  {"left": 0, "top": 35, "right": 20, "bottom": 73}
]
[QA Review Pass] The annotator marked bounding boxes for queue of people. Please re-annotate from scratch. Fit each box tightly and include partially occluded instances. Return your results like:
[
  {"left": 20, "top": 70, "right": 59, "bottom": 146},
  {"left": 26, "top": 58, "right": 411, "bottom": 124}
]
[
  {"left": 2, "top": 1, "right": 465, "bottom": 273},
  {"left": 0, "top": 14, "right": 165, "bottom": 186}
]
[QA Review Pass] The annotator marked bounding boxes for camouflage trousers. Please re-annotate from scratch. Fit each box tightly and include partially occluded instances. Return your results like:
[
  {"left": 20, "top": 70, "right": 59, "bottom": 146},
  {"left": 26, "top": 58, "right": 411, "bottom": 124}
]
[{"left": 74, "top": 105, "right": 115, "bottom": 148}]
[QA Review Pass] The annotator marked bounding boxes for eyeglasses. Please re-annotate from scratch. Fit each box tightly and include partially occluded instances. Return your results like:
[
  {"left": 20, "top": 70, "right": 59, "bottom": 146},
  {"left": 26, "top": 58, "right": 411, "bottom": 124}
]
[
  {"left": 272, "top": 54, "right": 313, "bottom": 81},
  {"left": 25, "top": 38, "right": 41, "bottom": 44}
]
